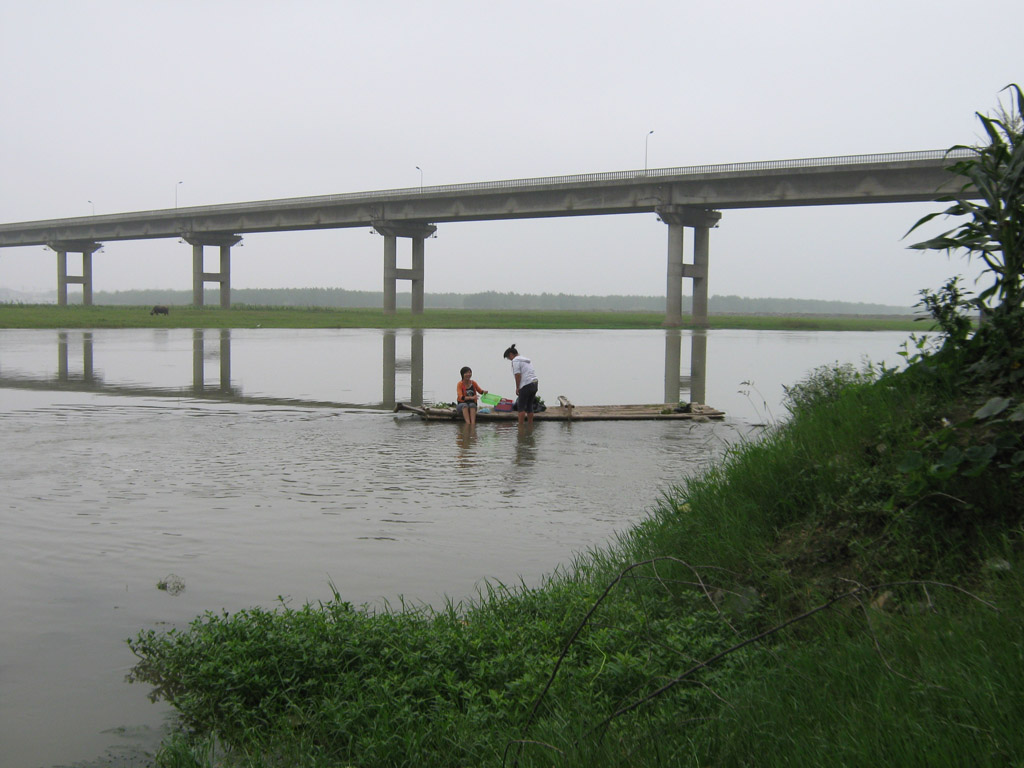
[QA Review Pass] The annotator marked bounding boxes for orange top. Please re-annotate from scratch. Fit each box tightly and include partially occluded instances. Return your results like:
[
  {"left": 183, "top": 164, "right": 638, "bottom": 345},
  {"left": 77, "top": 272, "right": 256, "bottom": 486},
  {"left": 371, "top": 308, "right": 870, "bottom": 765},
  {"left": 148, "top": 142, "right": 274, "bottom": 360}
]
[{"left": 457, "top": 379, "right": 482, "bottom": 402}]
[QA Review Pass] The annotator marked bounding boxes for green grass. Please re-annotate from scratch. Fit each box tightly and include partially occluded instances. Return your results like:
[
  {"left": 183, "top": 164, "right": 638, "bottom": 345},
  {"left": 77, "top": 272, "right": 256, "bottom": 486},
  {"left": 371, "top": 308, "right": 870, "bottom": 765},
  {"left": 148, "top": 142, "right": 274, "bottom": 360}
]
[
  {"left": 0, "top": 303, "right": 930, "bottom": 331},
  {"left": 127, "top": 361, "right": 1024, "bottom": 767},
  {"left": 699, "top": 588, "right": 1024, "bottom": 767}
]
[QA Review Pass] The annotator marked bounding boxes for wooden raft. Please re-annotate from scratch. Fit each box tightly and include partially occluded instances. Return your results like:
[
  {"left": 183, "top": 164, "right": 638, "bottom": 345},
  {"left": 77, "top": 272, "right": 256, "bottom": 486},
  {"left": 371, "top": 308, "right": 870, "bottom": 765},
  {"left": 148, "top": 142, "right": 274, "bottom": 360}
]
[{"left": 394, "top": 396, "right": 724, "bottom": 422}]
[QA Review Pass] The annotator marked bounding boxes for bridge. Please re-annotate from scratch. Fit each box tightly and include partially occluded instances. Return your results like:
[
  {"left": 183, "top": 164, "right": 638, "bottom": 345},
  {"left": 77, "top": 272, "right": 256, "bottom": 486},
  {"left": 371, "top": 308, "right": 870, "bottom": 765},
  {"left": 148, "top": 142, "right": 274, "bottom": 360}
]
[{"left": 0, "top": 149, "right": 970, "bottom": 324}]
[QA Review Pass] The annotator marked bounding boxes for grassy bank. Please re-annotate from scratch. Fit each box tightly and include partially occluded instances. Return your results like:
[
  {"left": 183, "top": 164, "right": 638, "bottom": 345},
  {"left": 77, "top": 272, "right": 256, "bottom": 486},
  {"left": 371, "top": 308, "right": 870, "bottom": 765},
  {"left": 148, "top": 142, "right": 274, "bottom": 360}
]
[
  {"left": 0, "top": 303, "right": 929, "bottom": 331},
  {"left": 128, "top": 359, "right": 1024, "bottom": 767}
]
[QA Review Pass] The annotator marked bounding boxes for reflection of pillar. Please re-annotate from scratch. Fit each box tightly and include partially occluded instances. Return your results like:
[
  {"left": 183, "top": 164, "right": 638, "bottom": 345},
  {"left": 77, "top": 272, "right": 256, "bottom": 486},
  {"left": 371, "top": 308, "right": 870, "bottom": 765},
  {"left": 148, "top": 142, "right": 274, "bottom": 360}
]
[
  {"left": 49, "top": 241, "right": 101, "bottom": 306},
  {"left": 372, "top": 221, "right": 436, "bottom": 315},
  {"left": 83, "top": 332, "right": 94, "bottom": 382},
  {"left": 382, "top": 330, "right": 396, "bottom": 408},
  {"left": 184, "top": 234, "right": 242, "bottom": 308},
  {"left": 192, "top": 328, "right": 234, "bottom": 392},
  {"left": 655, "top": 207, "right": 721, "bottom": 326},
  {"left": 410, "top": 330, "right": 423, "bottom": 406},
  {"left": 218, "top": 329, "right": 232, "bottom": 392},
  {"left": 664, "top": 329, "right": 681, "bottom": 404},
  {"left": 58, "top": 331, "right": 69, "bottom": 380},
  {"left": 382, "top": 330, "right": 425, "bottom": 406},
  {"left": 55, "top": 331, "right": 95, "bottom": 381},
  {"left": 664, "top": 329, "right": 709, "bottom": 405},
  {"left": 689, "top": 331, "right": 707, "bottom": 405},
  {"left": 192, "top": 329, "right": 204, "bottom": 390}
]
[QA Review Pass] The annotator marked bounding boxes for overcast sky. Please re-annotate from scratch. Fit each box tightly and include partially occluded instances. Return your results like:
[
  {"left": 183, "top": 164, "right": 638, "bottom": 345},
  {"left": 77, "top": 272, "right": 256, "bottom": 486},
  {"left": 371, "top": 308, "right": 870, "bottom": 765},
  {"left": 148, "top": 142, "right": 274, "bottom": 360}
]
[{"left": 1, "top": 0, "right": 1019, "bottom": 306}]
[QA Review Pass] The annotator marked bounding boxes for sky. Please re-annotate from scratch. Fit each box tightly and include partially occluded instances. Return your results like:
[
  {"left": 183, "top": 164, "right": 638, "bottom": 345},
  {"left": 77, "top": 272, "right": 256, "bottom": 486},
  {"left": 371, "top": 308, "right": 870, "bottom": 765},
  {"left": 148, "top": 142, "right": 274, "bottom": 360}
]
[{"left": 0, "top": 0, "right": 1020, "bottom": 306}]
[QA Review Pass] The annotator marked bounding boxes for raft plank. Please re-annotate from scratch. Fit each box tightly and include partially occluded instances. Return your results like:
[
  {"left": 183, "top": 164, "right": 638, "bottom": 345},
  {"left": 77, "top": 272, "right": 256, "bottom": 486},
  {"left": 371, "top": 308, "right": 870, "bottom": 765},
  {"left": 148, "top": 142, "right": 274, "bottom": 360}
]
[{"left": 394, "top": 402, "right": 725, "bottom": 421}]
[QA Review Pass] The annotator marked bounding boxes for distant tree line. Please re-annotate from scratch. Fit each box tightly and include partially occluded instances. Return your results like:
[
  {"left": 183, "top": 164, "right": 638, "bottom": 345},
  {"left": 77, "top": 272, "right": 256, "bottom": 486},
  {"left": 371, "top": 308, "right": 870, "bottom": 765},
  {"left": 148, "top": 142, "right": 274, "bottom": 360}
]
[{"left": 84, "top": 287, "right": 915, "bottom": 315}]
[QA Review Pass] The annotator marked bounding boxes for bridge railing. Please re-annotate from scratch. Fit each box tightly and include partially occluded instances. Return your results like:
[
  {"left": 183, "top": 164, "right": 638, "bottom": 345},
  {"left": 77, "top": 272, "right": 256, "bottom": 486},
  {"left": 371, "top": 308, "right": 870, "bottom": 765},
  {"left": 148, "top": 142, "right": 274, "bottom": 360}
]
[
  {"left": 225, "top": 148, "right": 976, "bottom": 211},
  {"left": 1, "top": 148, "right": 975, "bottom": 228}
]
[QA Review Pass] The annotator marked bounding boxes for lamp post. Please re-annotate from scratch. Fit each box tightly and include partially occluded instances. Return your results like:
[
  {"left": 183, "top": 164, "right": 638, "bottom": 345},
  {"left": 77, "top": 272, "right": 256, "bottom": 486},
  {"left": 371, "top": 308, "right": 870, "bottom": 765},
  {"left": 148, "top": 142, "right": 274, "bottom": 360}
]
[
  {"left": 88, "top": 200, "right": 94, "bottom": 215},
  {"left": 645, "top": 130, "right": 654, "bottom": 173},
  {"left": 175, "top": 181, "right": 183, "bottom": 208},
  {"left": 415, "top": 166, "right": 423, "bottom": 192}
]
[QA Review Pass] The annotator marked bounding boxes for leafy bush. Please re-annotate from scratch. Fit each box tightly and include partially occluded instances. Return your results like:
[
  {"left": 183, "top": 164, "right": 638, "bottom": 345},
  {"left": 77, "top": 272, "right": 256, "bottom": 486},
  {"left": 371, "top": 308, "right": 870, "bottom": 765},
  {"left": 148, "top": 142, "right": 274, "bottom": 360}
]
[
  {"left": 781, "top": 361, "right": 873, "bottom": 416},
  {"left": 908, "top": 83, "right": 1024, "bottom": 394}
]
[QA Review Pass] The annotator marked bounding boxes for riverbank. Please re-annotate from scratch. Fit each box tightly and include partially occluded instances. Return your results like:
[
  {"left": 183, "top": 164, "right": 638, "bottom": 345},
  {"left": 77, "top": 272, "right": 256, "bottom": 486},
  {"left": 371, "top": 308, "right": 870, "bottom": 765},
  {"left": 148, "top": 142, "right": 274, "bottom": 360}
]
[
  {"left": 0, "top": 304, "right": 930, "bottom": 331},
  {"left": 128, "top": 357, "right": 1024, "bottom": 767}
]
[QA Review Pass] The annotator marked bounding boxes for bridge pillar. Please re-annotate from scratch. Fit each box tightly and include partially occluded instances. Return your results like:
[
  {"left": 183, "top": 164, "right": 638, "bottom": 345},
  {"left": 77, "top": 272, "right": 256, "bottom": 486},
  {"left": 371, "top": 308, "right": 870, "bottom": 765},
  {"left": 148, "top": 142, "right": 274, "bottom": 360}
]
[
  {"left": 49, "top": 241, "right": 101, "bottom": 306},
  {"left": 655, "top": 207, "right": 721, "bottom": 326},
  {"left": 372, "top": 221, "right": 436, "bottom": 315},
  {"left": 184, "top": 234, "right": 242, "bottom": 308}
]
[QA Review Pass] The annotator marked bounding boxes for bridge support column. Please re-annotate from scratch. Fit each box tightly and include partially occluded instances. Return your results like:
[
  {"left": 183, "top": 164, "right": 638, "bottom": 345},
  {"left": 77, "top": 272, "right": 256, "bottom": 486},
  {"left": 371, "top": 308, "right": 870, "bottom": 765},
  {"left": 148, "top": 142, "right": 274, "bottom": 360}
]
[
  {"left": 49, "top": 241, "right": 101, "bottom": 306},
  {"left": 372, "top": 221, "right": 436, "bottom": 315},
  {"left": 184, "top": 234, "right": 242, "bottom": 308},
  {"left": 655, "top": 207, "right": 721, "bottom": 326}
]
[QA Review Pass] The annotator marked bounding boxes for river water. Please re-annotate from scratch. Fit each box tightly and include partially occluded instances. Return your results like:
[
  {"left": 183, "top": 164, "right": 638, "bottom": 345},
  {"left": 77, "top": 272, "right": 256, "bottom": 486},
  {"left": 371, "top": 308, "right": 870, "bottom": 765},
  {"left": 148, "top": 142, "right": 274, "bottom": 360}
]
[{"left": 0, "top": 327, "right": 912, "bottom": 767}]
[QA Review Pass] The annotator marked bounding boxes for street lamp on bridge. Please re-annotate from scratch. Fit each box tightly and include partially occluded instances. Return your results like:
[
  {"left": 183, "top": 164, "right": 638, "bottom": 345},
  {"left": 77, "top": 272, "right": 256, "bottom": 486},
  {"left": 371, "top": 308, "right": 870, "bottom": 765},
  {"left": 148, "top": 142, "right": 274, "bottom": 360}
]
[
  {"left": 645, "top": 130, "right": 654, "bottom": 173},
  {"left": 415, "top": 166, "right": 423, "bottom": 192},
  {"left": 175, "top": 181, "right": 183, "bottom": 209}
]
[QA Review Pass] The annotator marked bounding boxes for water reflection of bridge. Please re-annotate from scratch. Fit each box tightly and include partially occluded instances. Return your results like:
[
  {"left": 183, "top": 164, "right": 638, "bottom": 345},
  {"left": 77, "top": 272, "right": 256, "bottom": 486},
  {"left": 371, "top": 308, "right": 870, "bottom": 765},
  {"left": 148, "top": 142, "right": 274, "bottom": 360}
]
[{"left": 0, "top": 329, "right": 708, "bottom": 409}]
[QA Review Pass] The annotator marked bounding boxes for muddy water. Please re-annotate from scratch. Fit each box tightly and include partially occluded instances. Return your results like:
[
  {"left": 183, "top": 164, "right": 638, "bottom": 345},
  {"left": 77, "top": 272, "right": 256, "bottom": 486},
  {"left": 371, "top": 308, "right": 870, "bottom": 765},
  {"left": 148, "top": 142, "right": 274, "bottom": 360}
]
[{"left": 0, "top": 328, "right": 910, "bottom": 767}]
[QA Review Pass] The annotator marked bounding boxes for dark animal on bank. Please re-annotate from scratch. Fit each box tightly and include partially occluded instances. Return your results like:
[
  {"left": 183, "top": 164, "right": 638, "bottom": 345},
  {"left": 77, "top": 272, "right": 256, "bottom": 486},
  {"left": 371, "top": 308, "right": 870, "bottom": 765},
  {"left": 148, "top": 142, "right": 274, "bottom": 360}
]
[{"left": 150, "top": 305, "right": 170, "bottom": 316}]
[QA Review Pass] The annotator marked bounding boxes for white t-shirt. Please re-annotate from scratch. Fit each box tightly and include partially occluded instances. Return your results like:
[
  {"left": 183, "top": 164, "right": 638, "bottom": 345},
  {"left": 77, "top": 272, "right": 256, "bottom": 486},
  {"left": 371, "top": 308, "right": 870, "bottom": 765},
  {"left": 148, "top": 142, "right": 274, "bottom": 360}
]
[{"left": 511, "top": 355, "right": 538, "bottom": 387}]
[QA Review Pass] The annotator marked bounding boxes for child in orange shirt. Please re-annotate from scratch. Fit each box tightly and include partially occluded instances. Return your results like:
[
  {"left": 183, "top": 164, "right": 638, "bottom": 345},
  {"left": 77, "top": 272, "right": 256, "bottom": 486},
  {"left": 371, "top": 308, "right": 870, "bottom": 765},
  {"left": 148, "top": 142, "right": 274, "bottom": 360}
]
[{"left": 456, "top": 366, "right": 488, "bottom": 426}]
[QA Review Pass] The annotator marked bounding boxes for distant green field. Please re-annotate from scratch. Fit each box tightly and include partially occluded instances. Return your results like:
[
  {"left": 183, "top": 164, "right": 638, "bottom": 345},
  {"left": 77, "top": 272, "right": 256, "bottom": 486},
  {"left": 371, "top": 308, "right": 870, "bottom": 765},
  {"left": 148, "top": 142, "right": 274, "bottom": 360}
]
[{"left": 0, "top": 304, "right": 930, "bottom": 331}]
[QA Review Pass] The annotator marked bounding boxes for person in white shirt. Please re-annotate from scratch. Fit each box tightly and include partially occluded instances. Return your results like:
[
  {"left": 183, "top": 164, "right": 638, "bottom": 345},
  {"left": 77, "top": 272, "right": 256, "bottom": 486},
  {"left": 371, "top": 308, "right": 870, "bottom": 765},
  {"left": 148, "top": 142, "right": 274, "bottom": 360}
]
[{"left": 502, "top": 344, "right": 539, "bottom": 426}]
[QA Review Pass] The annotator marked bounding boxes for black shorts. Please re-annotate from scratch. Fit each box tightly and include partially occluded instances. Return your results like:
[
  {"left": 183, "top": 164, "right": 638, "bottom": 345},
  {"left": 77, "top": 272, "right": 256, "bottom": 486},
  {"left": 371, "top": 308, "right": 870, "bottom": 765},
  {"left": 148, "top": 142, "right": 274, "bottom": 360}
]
[{"left": 518, "top": 381, "right": 538, "bottom": 412}]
